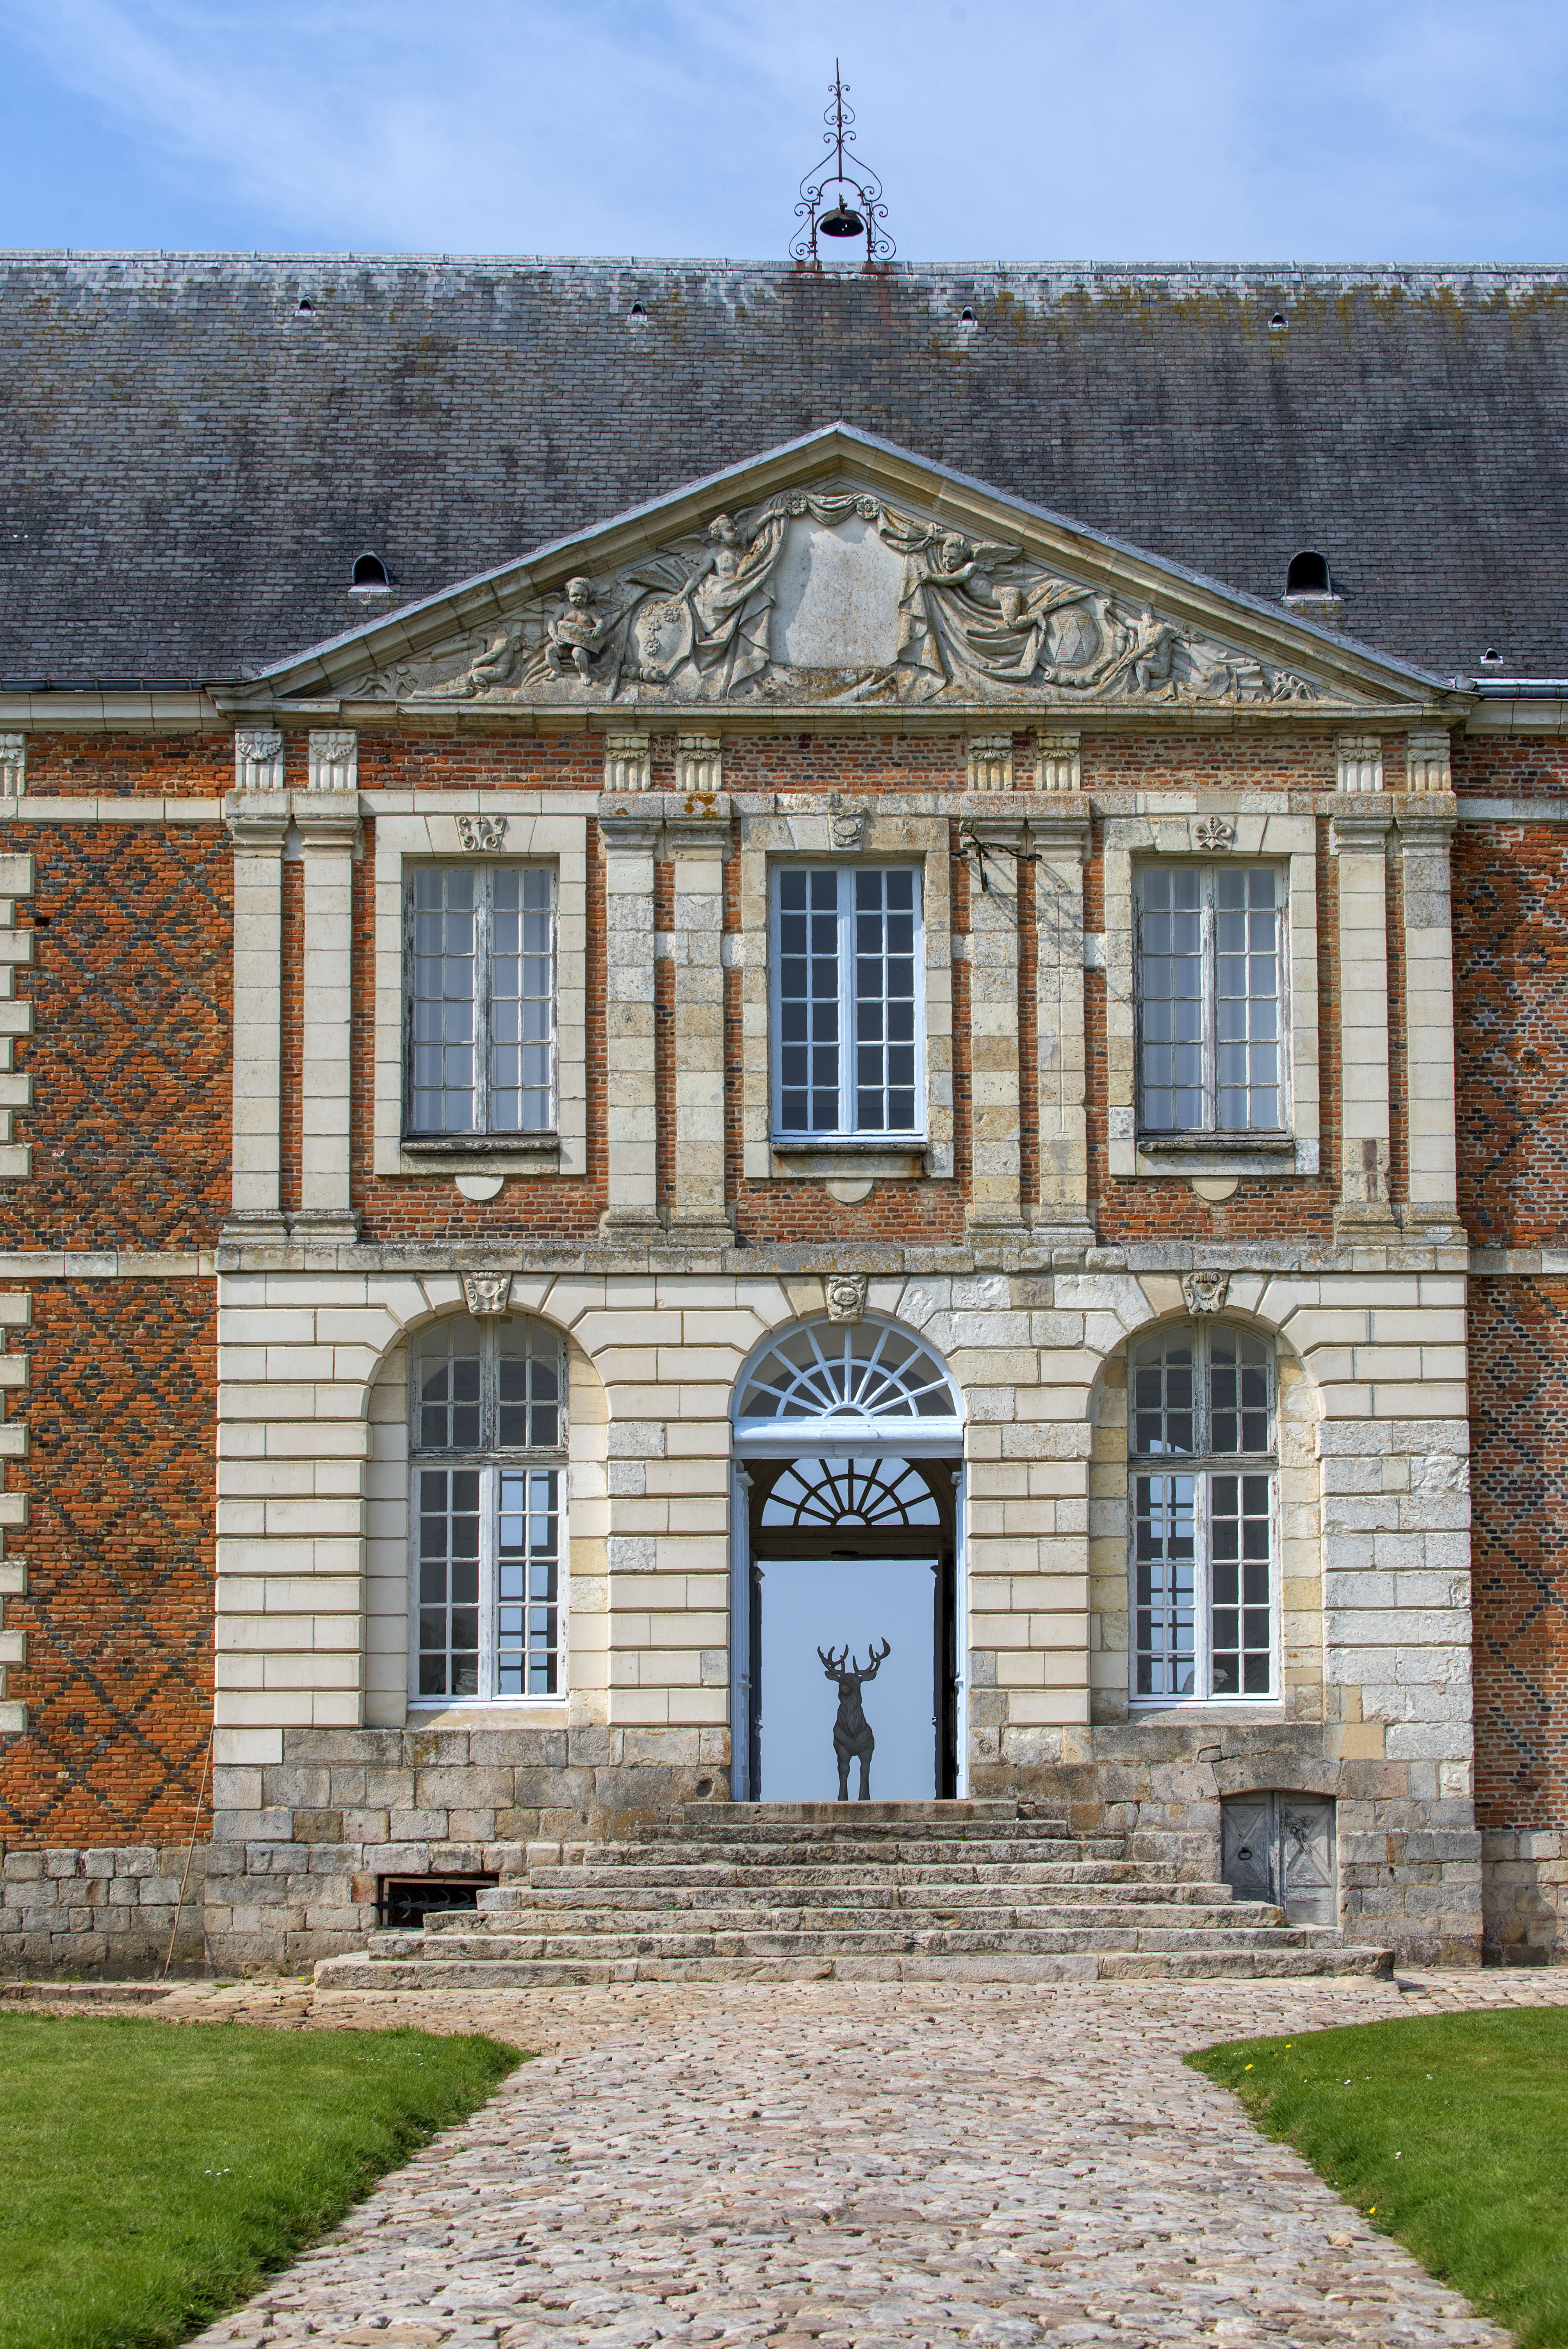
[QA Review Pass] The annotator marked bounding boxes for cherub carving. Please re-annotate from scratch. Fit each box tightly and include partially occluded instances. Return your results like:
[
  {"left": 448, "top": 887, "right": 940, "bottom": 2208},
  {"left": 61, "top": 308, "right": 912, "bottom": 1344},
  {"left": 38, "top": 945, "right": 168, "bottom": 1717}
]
[{"left": 545, "top": 576, "right": 614, "bottom": 677}]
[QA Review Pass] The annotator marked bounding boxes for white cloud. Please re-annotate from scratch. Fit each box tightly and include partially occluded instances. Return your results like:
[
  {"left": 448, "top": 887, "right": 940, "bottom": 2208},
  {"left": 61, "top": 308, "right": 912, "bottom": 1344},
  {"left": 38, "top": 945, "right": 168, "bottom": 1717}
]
[{"left": 3, "top": 0, "right": 1568, "bottom": 258}]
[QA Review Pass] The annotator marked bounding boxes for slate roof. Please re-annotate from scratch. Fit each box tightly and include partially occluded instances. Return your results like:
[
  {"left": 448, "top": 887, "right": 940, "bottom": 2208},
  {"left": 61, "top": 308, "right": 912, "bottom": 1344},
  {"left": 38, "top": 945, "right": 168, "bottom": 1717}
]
[{"left": 3, "top": 253, "right": 1568, "bottom": 687}]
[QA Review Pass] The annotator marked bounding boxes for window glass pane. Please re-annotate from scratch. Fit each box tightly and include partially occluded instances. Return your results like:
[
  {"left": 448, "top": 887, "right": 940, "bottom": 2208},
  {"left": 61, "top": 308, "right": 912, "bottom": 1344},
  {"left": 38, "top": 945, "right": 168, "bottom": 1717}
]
[
  {"left": 1209, "top": 1470, "right": 1273, "bottom": 1695},
  {"left": 415, "top": 1320, "right": 483, "bottom": 1451},
  {"left": 1129, "top": 1328, "right": 1196, "bottom": 1456},
  {"left": 1208, "top": 1327, "right": 1273, "bottom": 1454},
  {"left": 1139, "top": 866, "right": 1203, "bottom": 1132},
  {"left": 497, "top": 1468, "right": 559, "bottom": 1697},
  {"left": 490, "top": 868, "right": 555, "bottom": 1135},
  {"left": 417, "top": 1466, "right": 482, "bottom": 1698},
  {"left": 851, "top": 866, "right": 919, "bottom": 1134},
  {"left": 1217, "top": 868, "right": 1281, "bottom": 1131},
  {"left": 409, "top": 867, "right": 477, "bottom": 1134},
  {"left": 1134, "top": 1474, "right": 1195, "bottom": 1697},
  {"left": 777, "top": 868, "right": 841, "bottom": 1133},
  {"left": 497, "top": 1319, "right": 563, "bottom": 1450}
]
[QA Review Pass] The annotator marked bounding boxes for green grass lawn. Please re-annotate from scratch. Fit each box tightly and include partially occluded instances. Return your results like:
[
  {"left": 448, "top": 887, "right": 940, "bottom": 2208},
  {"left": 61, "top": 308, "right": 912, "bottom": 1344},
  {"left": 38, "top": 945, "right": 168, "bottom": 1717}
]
[
  {"left": 0, "top": 2014, "right": 521, "bottom": 2349},
  {"left": 1190, "top": 2006, "right": 1568, "bottom": 2349}
]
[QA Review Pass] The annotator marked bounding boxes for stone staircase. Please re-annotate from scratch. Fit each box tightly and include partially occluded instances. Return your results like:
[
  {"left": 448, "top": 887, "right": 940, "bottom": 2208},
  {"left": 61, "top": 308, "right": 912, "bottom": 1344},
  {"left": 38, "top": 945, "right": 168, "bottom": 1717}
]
[{"left": 315, "top": 1800, "right": 1394, "bottom": 1987}]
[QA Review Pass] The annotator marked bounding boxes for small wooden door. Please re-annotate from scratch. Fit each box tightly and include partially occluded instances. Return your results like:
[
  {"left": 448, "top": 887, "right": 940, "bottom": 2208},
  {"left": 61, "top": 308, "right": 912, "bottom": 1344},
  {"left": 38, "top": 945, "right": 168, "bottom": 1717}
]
[{"left": 1221, "top": 1791, "right": 1336, "bottom": 1926}]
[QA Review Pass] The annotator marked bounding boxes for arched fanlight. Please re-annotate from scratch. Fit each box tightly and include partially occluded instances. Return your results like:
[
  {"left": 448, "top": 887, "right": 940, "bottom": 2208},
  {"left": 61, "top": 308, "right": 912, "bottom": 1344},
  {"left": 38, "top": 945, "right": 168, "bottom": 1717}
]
[{"left": 736, "top": 1319, "right": 958, "bottom": 1431}]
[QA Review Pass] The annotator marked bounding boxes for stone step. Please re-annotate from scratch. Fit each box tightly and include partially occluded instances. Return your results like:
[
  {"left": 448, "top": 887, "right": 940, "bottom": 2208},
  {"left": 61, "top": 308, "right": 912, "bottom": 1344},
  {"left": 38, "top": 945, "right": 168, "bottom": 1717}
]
[
  {"left": 561, "top": 1837, "right": 1124, "bottom": 1869},
  {"left": 365, "top": 1918, "right": 1343, "bottom": 1962},
  {"left": 424, "top": 1899, "right": 1288, "bottom": 1940},
  {"left": 476, "top": 1882, "right": 1245, "bottom": 1919},
  {"left": 657, "top": 1800, "right": 1027, "bottom": 1828},
  {"left": 316, "top": 1941, "right": 1395, "bottom": 1990},
  {"left": 504, "top": 1865, "right": 1233, "bottom": 1903}
]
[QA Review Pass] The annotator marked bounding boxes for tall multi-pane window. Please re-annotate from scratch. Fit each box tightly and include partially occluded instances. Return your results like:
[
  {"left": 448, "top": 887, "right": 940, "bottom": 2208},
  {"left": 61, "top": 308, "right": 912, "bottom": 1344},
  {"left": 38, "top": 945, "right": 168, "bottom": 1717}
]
[
  {"left": 772, "top": 865, "right": 923, "bottom": 1137},
  {"left": 406, "top": 866, "right": 555, "bottom": 1139},
  {"left": 1128, "top": 1322, "right": 1276, "bottom": 1702},
  {"left": 1137, "top": 864, "right": 1285, "bottom": 1134},
  {"left": 409, "top": 1315, "right": 567, "bottom": 1704}
]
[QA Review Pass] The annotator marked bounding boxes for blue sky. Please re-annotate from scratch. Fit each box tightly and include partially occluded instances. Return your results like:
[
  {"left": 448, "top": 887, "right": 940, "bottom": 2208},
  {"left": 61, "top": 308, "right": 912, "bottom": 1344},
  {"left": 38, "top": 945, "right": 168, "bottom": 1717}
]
[{"left": 2, "top": 0, "right": 1566, "bottom": 262}]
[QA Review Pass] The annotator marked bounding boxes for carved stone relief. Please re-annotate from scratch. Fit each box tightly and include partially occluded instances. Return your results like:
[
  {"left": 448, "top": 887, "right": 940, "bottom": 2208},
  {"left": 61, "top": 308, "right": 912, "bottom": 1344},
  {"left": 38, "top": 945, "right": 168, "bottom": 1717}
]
[
  {"left": 966, "top": 733, "right": 1014, "bottom": 792},
  {"left": 308, "top": 729, "right": 358, "bottom": 793},
  {"left": 1181, "top": 1272, "right": 1231, "bottom": 1315},
  {"left": 462, "top": 1272, "right": 515, "bottom": 1317},
  {"left": 604, "top": 731, "right": 652, "bottom": 792},
  {"left": 830, "top": 805, "right": 868, "bottom": 849},
  {"left": 1194, "top": 816, "right": 1237, "bottom": 852},
  {"left": 456, "top": 814, "right": 508, "bottom": 852},
  {"left": 824, "top": 1274, "right": 869, "bottom": 1324},
  {"left": 339, "top": 482, "right": 1342, "bottom": 715},
  {"left": 0, "top": 735, "right": 26, "bottom": 798},
  {"left": 233, "top": 727, "right": 283, "bottom": 793}
]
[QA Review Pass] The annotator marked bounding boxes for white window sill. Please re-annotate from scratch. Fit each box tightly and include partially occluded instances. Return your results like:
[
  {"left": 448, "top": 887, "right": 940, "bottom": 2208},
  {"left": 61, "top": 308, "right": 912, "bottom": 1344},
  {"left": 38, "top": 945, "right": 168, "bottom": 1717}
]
[
  {"left": 1127, "top": 1698, "right": 1285, "bottom": 1718},
  {"left": 1135, "top": 1132, "right": 1295, "bottom": 1156},
  {"left": 769, "top": 1135, "right": 928, "bottom": 1181},
  {"left": 408, "top": 1698, "right": 569, "bottom": 1722}
]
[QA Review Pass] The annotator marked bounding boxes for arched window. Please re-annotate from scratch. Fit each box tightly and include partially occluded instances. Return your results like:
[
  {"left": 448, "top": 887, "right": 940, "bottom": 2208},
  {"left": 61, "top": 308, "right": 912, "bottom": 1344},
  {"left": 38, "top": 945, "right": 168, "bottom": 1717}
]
[
  {"left": 1284, "top": 550, "right": 1330, "bottom": 596},
  {"left": 409, "top": 1314, "right": 566, "bottom": 1705},
  {"left": 760, "top": 1455, "right": 942, "bottom": 1527},
  {"left": 736, "top": 1319, "right": 959, "bottom": 1435},
  {"left": 352, "top": 551, "right": 390, "bottom": 589},
  {"left": 1128, "top": 1322, "right": 1275, "bottom": 1702}
]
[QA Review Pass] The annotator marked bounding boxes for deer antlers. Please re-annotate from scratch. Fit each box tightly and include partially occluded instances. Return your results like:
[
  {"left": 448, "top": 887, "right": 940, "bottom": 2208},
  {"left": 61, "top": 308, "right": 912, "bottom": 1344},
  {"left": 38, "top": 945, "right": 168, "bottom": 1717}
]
[{"left": 818, "top": 1640, "right": 891, "bottom": 1681}]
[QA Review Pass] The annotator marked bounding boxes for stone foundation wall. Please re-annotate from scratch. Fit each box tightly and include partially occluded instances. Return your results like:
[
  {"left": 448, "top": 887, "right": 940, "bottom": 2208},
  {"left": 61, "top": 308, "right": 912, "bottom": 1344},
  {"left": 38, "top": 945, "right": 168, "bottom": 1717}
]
[
  {"left": 1481, "top": 1829, "right": 1568, "bottom": 1963},
  {"left": 0, "top": 1841, "right": 208, "bottom": 1977},
  {"left": 205, "top": 1722, "right": 727, "bottom": 1971}
]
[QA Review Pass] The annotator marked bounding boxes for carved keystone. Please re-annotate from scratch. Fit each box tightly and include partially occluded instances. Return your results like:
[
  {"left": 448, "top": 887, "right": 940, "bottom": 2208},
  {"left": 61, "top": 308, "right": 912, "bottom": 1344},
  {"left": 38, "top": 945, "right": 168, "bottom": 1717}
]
[
  {"left": 456, "top": 814, "right": 508, "bottom": 852},
  {"left": 1181, "top": 1271, "right": 1231, "bottom": 1315},
  {"left": 1194, "top": 816, "right": 1236, "bottom": 852},
  {"left": 825, "top": 1274, "right": 869, "bottom": 1324},
  {"left": 462, "top": 1273, "right": 514, "bottom": 1317}
]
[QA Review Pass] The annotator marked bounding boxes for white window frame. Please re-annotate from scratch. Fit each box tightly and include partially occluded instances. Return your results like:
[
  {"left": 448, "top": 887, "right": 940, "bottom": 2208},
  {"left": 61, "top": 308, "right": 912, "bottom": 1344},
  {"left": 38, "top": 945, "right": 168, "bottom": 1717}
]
[
  {"left": 372, "top": 804, "right": 588, "bottom": 1180},
  {"left": 407, "top": 1315, "right": 569, "bottom": 1710},
  {"left": 769, "top": 861, "right": 927, "bottom": 1144},
  {"left": 1133, "top": 860, "right": 1289, "bottom": 1141},
  {"left": 1102, "top": 810, "right": 1319, "bottom": 1181},
  {"left": 1127, "top": 1322, "right": 1281, "bottom": 1709},
  {"left": 403, "top": 861, "right": 557, "bottom": 1147}
]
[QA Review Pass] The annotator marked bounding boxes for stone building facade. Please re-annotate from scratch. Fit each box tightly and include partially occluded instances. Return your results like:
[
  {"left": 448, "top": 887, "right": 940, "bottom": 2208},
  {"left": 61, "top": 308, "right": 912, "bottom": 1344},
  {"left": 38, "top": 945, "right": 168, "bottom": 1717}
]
[{"left": 1, "top": 258, "right": 1567, "bottom": 1972}]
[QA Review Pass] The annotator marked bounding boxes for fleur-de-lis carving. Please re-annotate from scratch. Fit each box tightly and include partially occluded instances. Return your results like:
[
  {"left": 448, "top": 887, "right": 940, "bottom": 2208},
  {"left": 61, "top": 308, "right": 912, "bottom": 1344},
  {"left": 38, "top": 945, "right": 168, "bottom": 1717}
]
[{"left": 456, "top": 814, "right": 509, "bottom": 852}]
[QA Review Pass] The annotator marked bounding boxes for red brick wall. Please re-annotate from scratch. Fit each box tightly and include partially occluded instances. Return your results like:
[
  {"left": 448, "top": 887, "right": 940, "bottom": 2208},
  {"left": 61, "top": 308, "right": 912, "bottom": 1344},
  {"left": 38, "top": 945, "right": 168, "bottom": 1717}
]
[
  {"left": 1455, "top": 821, "right": 1568, "bottom": 1247},
  {"left": 0, "top": 1282, "right": 214, "bottom": 1845},
  {"left": 6, "top": 826, "right": 230, "bottom": 1249},
  {"left": 1470, "top": 1278, "right": 1568, "bottom": 1832}
]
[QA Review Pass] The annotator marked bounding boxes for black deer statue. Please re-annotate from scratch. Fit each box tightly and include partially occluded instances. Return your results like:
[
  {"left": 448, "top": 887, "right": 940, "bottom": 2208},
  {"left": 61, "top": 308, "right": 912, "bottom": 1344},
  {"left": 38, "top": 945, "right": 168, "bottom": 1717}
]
[{"left": 817, "top": 1638, "right": 892, "bottom": 1802}]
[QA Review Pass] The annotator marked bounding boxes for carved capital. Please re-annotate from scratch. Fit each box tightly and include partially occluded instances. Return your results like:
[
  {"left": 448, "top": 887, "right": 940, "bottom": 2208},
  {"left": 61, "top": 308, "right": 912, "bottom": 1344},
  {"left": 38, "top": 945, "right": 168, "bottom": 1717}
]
[
  {"left": 456, "top": 814, "right": 508, "bottom": 852},
  {"left": 675, "top": 734, "right": 723, "bottom": 795},
  {"left": 0, "top": 734, "right": 27, "bottom": 799},
  {"left": 1335, "top": 733, "right": 1384, "bottom": 795},
  {"left": 1181, "top": 1271, "right": 1230, "bottom": 1315},
  {"left": 1404, "top": 728, "right": 1453, "bottom": 794},
  {"left": 307, "top": 728, "right": 358, "bottom": 794},
  {"left": 462, "top": 1272, "right": 514, "bottom": 1317},
  {"left": 604, "top": 731, "right": 652, "bottom": 793},
  {"left": 824, "top": 1273, "right": 869, "bottom": 1324},
  {"left": 965, "top": 733, "right": 1014, "bottom": 793},
  {"left": 1032, "top": 729, "right": 1080, "bottom": 793},
  {"left": 233, "top": 727, "right": 284, "bottom": 793}
]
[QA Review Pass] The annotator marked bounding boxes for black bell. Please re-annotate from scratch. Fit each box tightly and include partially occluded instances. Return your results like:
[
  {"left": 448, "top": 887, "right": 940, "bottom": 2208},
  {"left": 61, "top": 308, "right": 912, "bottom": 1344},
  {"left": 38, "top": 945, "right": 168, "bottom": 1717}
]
[{"left": 818, "top": 198, "right": 865, "bottom": 238}]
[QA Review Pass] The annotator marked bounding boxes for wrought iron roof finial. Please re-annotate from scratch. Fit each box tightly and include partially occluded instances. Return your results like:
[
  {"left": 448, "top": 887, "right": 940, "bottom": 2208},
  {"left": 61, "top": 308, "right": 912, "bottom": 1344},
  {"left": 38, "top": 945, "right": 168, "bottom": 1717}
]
[{"left": 792, "top": 62, "right": 894, "bottom": 270}]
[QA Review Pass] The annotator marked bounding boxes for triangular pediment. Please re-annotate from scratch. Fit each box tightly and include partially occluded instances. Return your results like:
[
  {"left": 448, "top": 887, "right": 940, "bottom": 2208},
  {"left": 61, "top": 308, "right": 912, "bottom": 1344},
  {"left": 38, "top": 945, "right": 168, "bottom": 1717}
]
[{"left": 233, "top": 426, "right": 1465, "bottom": 722}]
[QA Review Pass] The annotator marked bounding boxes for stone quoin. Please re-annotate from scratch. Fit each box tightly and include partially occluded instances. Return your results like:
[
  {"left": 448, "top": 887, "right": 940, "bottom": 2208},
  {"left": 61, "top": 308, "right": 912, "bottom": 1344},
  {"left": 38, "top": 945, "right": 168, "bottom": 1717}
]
[{"left": 0, "top": 256, "right": 1566, "bottom": 1973}]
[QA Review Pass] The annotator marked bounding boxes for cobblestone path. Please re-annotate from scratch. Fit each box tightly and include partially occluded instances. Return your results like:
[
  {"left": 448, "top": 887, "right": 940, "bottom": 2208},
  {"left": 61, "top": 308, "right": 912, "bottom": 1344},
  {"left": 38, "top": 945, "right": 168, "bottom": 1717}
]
[{"left": 148, "top": 1973, "right": 1568, "bottom": 2349}]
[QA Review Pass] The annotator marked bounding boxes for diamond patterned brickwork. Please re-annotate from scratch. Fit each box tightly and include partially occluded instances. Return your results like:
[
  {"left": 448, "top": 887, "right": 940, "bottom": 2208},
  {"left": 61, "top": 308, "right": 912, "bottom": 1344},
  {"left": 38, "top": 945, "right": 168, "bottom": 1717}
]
[
  {"left": 1454, "top": 818, "right": 1568, "bottom": 1248},
  {"left": 0, "top": 1281, "right": 214, "bottom": 1844},
  {"left": 1470, "top": 1277, "right": 1568, "bottom": 1835},
  {"left": 0, "top": 826, "right": 230, "bottom": 1248}
]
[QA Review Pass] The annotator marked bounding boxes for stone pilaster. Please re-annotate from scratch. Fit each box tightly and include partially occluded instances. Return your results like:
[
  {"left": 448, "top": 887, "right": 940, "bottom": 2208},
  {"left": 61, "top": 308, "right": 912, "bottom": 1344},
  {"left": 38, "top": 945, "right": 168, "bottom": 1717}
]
[
  {"left": 666, "top": 808, "right": 732, "bottom": 1246},
  {"left": 1331, "top": 801, "right": 1395, "bottom": 1234},
  {"left": 1031, "top": 807, "right": 1095, "bottom": 1248},
  {"left": 962, "top": 814, "right": 1024, "bottom": 1235},
  {"left": 223, "top": 793, "right": 289, "bottom": 1241},
  {"left": 599, "top": 807, "right": 662, "bottom": 1235},
  {"left": 1398, "top": 797, "right": 1461, "bottom": 1232},
  {"left": 293, "top": 785, "right": 361, "bottom": 1243}
]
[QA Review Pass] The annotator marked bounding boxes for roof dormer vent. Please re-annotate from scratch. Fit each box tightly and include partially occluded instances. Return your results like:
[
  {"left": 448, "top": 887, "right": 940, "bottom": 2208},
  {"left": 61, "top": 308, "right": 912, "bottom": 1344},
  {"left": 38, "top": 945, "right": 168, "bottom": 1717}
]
[
  {"left": 1480, "top": 647, "right": 1505, "bottom": 668},
  {"left": 296, "top": 296, "right": 315, "bottom": 315},
  {"left": 1285, "top": 551, "right": 1330, "bottom": 595},
  {"left": 350, "top": 552, "right": 391, "bottom": 594},
  {"left": 1269, "top": 310, "right": 1287, "bottom": 330}
]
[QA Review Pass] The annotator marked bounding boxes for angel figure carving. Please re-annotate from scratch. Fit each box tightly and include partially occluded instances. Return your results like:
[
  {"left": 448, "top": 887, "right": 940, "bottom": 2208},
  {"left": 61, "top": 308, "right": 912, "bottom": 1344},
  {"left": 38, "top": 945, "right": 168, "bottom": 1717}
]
[
  {"left": 818, "top": 1639, "right": 891, "bottom": 1802},
  {"left": 625, "top": 508, "right": 789, "bottom": 695}
]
